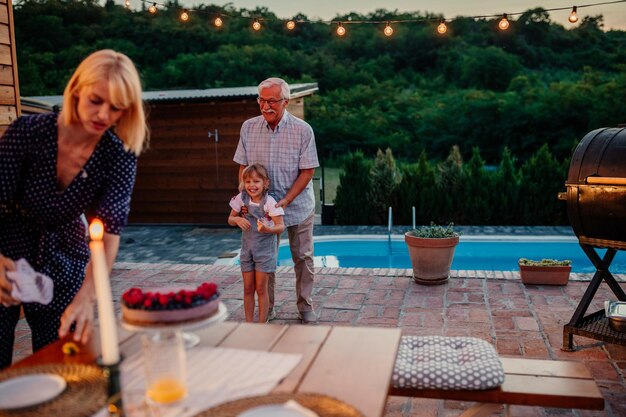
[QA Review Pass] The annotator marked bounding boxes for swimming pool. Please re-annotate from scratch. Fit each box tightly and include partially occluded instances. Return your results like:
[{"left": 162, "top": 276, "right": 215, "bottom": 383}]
[{"left": 274, "top": 235, "right": 626, "bottom": 273}]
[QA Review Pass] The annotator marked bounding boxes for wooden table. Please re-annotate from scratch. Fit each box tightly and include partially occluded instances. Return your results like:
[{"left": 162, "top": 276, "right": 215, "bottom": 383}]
[{"left": 11, "top": 322, "right": 402, "bottom": 417}]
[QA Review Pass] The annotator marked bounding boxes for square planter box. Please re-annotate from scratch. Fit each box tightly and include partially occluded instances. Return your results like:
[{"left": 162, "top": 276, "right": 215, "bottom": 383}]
[{"left": 518, "top": 264, "right": 571, "bottom": 285}]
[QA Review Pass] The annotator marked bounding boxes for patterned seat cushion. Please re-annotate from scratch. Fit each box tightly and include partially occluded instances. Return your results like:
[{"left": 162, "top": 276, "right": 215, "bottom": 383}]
[{"left": 392, "top": 336, "right": 505, "bottom": 390}]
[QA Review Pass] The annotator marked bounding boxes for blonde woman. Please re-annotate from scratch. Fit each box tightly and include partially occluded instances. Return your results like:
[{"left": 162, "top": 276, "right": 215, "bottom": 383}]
[{"left": 0, "top": 49, "right": 148, "bottom": 368}]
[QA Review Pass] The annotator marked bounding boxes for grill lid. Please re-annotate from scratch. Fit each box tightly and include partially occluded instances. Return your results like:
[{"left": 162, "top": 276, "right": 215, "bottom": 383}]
[
  {"left": 565, "top": 126, "right": 626, "bottom": 246},
  {"left": 567, "top": 127, "right": 626, "bottom": 185}
]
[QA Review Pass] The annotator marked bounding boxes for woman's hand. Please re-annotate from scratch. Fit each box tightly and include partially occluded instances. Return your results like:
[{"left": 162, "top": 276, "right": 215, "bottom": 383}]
[
  {"left": 59, "top": 285, "right": 95, "bottom": 344},
  {"left": 59, "top": 231, "right": 118, "bottom": 344},
  {"left": 0, "top": 255, "right": 19, "bottom": 307}
]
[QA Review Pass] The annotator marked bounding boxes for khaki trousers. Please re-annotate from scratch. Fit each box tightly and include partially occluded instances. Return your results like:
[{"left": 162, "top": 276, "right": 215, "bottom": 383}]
[{"left": 269, "top": 212, "right": 315, "bottom": 313}]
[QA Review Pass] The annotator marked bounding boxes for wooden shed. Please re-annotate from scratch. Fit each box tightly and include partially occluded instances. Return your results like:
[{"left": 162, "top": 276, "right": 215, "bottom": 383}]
[
  {"left": 30, "top": 83, "right": 319, "bottom": 224},
  {"left": 0, "top": 0, "right": 19, "bottom": 134}
]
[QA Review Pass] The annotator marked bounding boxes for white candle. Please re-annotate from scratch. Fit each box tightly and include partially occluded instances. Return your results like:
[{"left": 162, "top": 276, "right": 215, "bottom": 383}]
[{"left": 89, "top": 219, "right": 120, "bottom": 365}]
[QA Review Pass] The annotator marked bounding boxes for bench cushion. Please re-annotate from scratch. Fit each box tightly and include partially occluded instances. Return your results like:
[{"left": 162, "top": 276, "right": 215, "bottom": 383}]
[{"left": 392, "top": 336, "right": 505, "bottom": 390}]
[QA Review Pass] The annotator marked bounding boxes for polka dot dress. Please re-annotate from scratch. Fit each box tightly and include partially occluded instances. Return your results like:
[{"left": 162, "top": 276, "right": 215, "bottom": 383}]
[
  {"left": 392, "top": 336, "right": 505, "bottom": 390},
  {"left": 0, "top": 113, "right": 137, "bottom": 368}
]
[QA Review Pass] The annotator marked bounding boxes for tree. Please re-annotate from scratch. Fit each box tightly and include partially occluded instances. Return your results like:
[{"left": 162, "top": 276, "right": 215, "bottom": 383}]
[
  {"left": 393, "top": 150, "right": 437, "bottom": 226},
  {"left": 436, "top": 145, "right": 465, "bottom": 223},
  {"left": 463, "top": 147, "right": 491, "bottom": 224},
  {"left": 519, "top": 144, "right": 567, "bottom": 224},
  {"left": 492, "top": 147, "right": 520, "bottom": 225},
  {"left": 370, "top": 148, "right": 401, "bottom": 224},
  {"left": 334, "top": 151, "right": 373, "bottom": 225}
]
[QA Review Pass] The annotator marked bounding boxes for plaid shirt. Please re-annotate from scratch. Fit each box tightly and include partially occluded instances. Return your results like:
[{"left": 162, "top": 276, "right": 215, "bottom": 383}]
[{"left": 234, "top": 111, "right": 319, "bottom": 227}]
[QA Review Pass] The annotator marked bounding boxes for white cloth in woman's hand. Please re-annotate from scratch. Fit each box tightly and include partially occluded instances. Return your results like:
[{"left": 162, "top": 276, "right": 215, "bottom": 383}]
[{"left": 6, "top": 259, "right": 54, "bottom": 304}]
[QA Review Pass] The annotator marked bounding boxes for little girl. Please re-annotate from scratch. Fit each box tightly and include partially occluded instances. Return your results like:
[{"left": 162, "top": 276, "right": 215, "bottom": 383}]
[{"left": 228, "top": 164, "right": 285, "bottom": 323}]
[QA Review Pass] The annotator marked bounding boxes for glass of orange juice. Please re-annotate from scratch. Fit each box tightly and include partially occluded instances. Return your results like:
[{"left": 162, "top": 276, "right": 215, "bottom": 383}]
[{"left": 142, "top": 331, "right": 187, "bottom": 404}]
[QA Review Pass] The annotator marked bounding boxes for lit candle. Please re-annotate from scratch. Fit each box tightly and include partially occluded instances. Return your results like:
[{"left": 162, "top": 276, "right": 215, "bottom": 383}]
[{"left": 89, "top": 219, "right": 120, "bottom": 365}]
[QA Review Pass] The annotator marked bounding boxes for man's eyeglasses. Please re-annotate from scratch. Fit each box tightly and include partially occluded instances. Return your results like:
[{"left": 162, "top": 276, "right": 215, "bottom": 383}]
[{"left": 257, "top": 97, "right": 285, "bottom": 106}]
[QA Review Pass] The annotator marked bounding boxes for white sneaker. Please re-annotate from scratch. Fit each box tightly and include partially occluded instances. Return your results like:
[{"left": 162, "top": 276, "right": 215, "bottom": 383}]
[
  {"left": 266, "top": 309, "right": 277, "bottom": 322},
  {"left": 298, "top": 310, "right": 317, "bottom": 324}
]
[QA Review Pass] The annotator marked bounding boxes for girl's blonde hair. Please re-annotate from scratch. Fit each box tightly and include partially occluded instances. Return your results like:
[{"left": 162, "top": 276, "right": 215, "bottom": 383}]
[
  {"left": 242, "top": 164, "right": 270, "bottom": 193},
  {"left": 61, "top": 49, "right": 149, "bottom": 156}
]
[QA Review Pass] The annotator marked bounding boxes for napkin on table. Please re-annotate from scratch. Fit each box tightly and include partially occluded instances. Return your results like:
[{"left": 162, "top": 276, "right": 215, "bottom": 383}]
[{"left": 6, "top": 258, "right": 54, "bottom": 304}]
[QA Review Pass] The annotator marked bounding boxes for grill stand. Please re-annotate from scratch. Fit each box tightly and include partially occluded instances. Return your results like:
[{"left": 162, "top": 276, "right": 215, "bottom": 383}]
[{"left": 562, "top": 240, "right": 626, "bottom": 351}]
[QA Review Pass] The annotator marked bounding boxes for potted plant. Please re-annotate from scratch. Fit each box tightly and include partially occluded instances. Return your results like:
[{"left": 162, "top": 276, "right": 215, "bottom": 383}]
[
  {"left": 518, "top": 258, "right": 572, "bottom": 286},
  {"left": 405, "top": 222, "right": 460, "bottom": 285}
]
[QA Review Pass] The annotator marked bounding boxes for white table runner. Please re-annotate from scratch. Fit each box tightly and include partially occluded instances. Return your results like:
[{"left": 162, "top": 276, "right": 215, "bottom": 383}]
[{"left": 93, "top": 346, "right": 302, "bottom": 417}]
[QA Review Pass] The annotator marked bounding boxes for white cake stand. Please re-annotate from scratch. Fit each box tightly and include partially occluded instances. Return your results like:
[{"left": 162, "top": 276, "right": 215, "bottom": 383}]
[{"left": 120, "top": 302, "right": 228, "bottom": 348}]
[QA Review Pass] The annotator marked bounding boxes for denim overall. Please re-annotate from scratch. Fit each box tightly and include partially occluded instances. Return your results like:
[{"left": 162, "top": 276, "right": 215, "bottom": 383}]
[{"left": 239, "top": 191, "right": 278, "bottom": 273}]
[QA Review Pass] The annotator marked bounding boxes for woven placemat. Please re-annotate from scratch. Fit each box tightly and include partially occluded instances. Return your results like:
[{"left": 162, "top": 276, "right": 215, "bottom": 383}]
[
  {"left": 0, "top": 363, "right": 107, "bottom": 417},
  {"left": 195, "top": 393, "right": 364, "bottom": 417}
]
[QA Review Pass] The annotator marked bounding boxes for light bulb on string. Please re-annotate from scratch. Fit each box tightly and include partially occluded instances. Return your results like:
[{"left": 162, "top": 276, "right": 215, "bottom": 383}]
[
  {"left": 148, "top": 3, "right": 156, "bottom": 14},
  {"left": 252, "top": 18, "right": 261, "bottom": 31},
  {"left": 383, "top": 22, "right": 393, "bottom": 37},
  {"left": 336, "top": 22, "right": 346, "bottom": 36},
  {"left": 180, "top": 9, "right": 189, "bottom": 22},
  {"left": 568, "top": 6, "right": 579, "bottom": 23},
  {"left": 286, "top": 20, "right": 296, "bottom": 30},
  {"left": 437, "top": 19, "right": 448, "bottom": 34},
  {"left": 124, "top": 0, "right": 130, "bottom": 8},
  {"left": 498, "top": 14, "right": 510, "bottom": 31},
  {"left": 214, "top": 16, "right": 223, "bottom": 27}
]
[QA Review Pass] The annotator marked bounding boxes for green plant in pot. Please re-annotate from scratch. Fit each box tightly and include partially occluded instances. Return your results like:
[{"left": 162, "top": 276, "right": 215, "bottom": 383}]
[
  {"left": 518, "top": 258, "right": 572, "bottom": 286},
  {"left": 405, "top": 222, "right": 460, "bottom": 285}
]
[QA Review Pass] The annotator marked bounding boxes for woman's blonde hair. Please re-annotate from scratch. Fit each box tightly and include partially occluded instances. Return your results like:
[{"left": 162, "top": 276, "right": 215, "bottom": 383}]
[{"left": 61, "top": 49, "right": 149, "bottom": 156}]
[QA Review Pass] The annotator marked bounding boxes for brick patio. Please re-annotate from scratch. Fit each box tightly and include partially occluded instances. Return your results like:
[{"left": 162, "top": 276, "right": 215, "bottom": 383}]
[{"left": 12, "top": 262, "right": 626, "bottom": 417}]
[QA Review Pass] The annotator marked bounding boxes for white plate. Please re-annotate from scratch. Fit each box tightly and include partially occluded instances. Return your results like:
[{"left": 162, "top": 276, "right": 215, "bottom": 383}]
[
  {"left": 238, "top": 404, "right": 316, "bottom": 417},
  {"left": 0, "top": 373, "right": 67, "bottom": 410}
]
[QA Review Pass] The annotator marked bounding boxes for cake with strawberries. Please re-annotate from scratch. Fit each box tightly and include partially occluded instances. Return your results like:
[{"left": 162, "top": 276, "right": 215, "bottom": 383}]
[{"left": 121, "top": 282, "right": 220, "bottom": 325}]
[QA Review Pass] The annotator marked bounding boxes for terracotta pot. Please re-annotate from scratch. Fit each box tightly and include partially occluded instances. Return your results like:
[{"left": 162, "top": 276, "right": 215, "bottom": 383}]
[
  {"left": 518, "top": 263, "right": 571, "bottom": 285},
  {"left": 404, "top": 232, "right": 459, "bottom": 285}
]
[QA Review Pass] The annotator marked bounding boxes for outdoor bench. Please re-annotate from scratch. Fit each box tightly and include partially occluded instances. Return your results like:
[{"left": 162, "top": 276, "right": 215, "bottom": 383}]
[{"left": 389, "top": 357, "right": 604, "bottom": 417}]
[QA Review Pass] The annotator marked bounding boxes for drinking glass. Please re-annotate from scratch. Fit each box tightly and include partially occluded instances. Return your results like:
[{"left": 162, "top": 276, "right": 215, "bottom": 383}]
[
  {"left": 108, "top": 389, "right": 153, "bottom": 417},
  {"left": 142, "top": 330, "right": 187, "bottom": 404}
]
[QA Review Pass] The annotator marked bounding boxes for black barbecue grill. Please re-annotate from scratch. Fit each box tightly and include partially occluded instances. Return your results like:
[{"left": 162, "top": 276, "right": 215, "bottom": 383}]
[{"left": 561, "top": 126, "right": 626, "bottom": 351}]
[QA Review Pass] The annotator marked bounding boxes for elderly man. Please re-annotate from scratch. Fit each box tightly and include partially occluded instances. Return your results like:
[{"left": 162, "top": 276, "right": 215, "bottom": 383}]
[{"left": 233, "top": 77, "right": 319, "bottom": 323}]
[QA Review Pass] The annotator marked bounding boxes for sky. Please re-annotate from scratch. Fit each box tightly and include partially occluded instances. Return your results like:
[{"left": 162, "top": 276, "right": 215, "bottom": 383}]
[{"left": 170, "top": 0, "right": 626, "bottom": 30}]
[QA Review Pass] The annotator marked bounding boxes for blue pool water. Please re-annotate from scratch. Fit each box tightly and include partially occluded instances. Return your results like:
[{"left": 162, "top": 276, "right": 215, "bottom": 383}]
[{"left": 275, "top": 236, "right": 626, "bottom": 273}]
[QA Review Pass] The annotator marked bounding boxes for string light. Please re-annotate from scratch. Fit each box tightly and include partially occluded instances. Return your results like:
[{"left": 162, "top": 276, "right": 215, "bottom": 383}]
[
  {"left": 437, "top": 19, "right": 448, "bottom": 34},
  {"left": 336, "top": 22, "right": 346, "bottom": 36},
  {"left": 498, "top": 13, "right": 510, "bottom": 30},
  {"left": 383, "top": 22, "right": 393, "bottom": 36},
  {"left": 568, "top": 6, "right": 579, "bottom": 23},
  {"left": 133, "top": 0, "right": 626, "bottom": 34},
  {"left": 124, "top": 0, "right": 130, "bottom": 8}
]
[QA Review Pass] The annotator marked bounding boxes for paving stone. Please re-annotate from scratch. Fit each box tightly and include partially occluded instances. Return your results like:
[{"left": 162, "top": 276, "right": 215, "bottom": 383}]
[
  {"left": 515, "top": 316, "right": 541, "bottom": 331},
  {"left": 9, "top": 225, "right": 626, "bottom": 416}
]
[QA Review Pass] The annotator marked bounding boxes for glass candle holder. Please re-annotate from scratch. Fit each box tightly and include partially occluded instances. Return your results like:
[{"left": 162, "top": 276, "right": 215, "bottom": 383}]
[{"left": 142, "top": 330, "right": 187, "bottom": 404}]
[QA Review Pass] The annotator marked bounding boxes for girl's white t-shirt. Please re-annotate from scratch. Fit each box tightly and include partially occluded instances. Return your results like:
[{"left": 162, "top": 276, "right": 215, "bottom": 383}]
[{"left": 229, "top": 193, "right": 285, "bottom": 226}]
